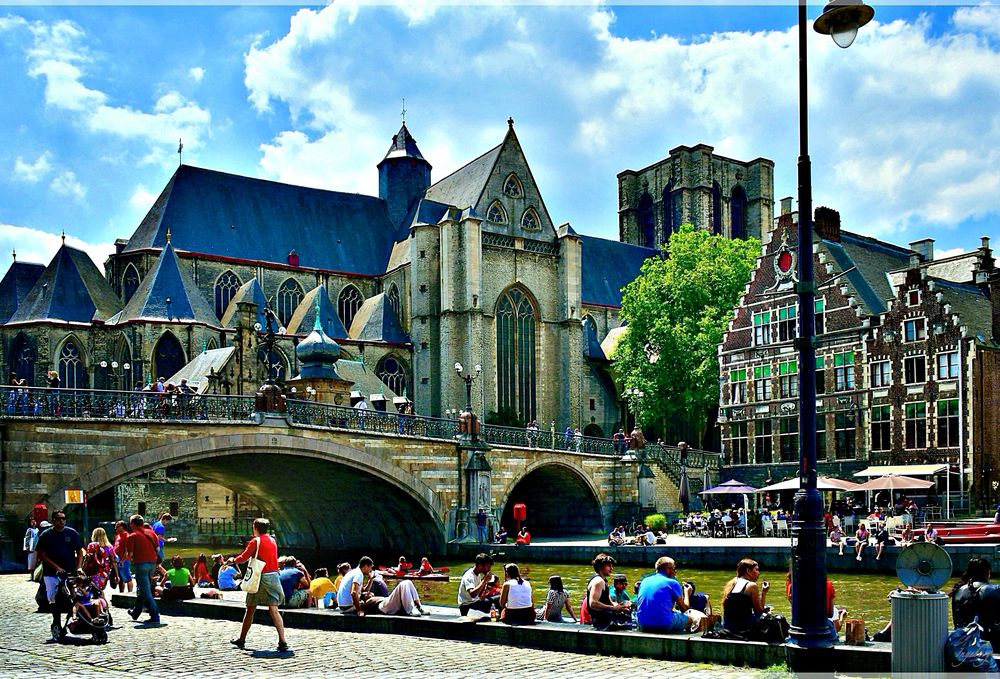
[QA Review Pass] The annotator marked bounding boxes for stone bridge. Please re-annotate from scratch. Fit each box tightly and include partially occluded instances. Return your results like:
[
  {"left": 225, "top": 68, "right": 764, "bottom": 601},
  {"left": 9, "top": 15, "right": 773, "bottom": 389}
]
[{"left": 0, "top": 388, "right": 717, "bottom": 552}]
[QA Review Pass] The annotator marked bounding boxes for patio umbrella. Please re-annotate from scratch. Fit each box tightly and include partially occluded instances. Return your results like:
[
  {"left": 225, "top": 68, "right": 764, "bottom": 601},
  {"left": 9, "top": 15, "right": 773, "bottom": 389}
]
[
  {"left": 757, "top": 476, "right": 864, "bottom": 493},
  {"left": 855, "top": 475, "right": 934, "bottom": 491},
  {"left": 678, "top": 467, "right": 690, "bottom": 513},
  {"left": 701, "top": 479, "right": 758, "bottom": 495}
]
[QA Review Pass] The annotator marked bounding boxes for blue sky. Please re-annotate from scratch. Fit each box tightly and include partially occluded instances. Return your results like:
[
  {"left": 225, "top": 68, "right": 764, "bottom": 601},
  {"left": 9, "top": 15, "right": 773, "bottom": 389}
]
[{"left": 2, "top": 2, "right": 999, "bottom": 271}]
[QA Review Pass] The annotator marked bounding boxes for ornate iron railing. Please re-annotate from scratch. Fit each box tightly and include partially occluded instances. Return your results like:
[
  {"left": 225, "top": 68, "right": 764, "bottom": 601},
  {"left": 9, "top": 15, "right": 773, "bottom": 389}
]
[
  {"left": 0, "top": 386, "right": 255, "bottom": 422},
  {"left": 286, "top": 400, "right": 460, "bottom": 440}
]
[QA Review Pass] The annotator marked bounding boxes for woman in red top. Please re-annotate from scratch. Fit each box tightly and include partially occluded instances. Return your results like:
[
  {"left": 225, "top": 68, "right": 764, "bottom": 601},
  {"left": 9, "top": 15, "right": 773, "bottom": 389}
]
[
  {"left": 192, "top": 553, "right": 213, "bottom": 587},
  {"left": 230, "top": 518, "right": 288, "bottom": 652}
]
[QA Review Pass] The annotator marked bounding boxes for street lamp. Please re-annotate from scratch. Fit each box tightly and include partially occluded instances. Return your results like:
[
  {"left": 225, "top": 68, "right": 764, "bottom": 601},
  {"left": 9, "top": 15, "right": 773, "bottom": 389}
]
[
  {"left": 790, "top": 0, "right": 874, "bottom": 654},
  {"left": 454, "top": 361, "right": 482, "bottom": 412},
  {"left": 624, "top": 387, "right": 644, "bottom": 431},
  {"left": 99, "top": 360, "right": 131, "bottom": 390}
]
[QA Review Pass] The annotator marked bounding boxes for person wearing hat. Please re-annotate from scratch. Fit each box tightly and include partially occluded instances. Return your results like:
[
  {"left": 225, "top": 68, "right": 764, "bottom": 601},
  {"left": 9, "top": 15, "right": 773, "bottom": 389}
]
[{"left": 635, "top": 556, "right": 705, "bottom": 634}]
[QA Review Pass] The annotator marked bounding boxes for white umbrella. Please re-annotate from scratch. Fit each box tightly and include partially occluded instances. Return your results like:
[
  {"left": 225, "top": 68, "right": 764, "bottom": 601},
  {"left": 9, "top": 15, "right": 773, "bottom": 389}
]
[{"left": 757, "top": 476, "right": 864, "bottom": 493}]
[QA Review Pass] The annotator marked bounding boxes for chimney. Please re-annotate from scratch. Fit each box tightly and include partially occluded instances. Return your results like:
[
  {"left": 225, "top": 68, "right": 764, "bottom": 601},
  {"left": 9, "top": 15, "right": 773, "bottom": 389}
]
[
  {"left": 813, "top": 206, "right": 841, "bottom": 242},
  {"left": 114, "top": 238, "right": 128, "bottom": 255},
  {"left": 780, "top": 196, "right": 793, "bottom": 215},
  {"left": 287, "top": 250, "right": 299, "bottom": 267},
  {"left": 909, "top": 238, "right": 934, "bottom": 262}
]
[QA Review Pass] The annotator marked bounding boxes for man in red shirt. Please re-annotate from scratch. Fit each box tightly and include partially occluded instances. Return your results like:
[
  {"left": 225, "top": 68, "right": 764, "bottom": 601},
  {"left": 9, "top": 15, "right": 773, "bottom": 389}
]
[{"left": 125, "top": 514, "right": 160, "bottom": 624}]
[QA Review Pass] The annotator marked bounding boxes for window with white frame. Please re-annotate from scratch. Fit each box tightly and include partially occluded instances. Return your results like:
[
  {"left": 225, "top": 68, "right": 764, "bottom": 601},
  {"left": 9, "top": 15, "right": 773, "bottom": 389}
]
[
  {"left": 729, "top": 421, "right": 749, "bottom": 465},
  {"left": 730, "top": 368, "right": 747, "bottom": 404},
  {"left": 753, "top": 365, "right": 772, "bottom": 401},
  {"left": 904, "top": 318, "right": 926, "bottom": 342},
  {"left": 907, "top": 289, "right": 921, "bottom": 307},
  {"left": 905, "top": 402, "right": 927, "bottom": 449},
  {"left": 779, "top": 360, "right": 798, "bottom": 398},
  {"left": 936, "top": 351, "right": 959, "bottom": 380},
  {"left": 776, "top": 305, "right": 797, "bottom": 342},
  {"left": 833, "top": 351, "right": 855, "bottom": 391},
  {"left": 752, "top": 312, "right": 771, "bottom": 346},
  {"left": 937, "top": 398, "right": 960, "bottom": 448},
  {"left": 871, "top": 360, "right": 891, "bottom": 388},
  {"left": 904, "top": 355, "right": 926, "bottom": 384}
]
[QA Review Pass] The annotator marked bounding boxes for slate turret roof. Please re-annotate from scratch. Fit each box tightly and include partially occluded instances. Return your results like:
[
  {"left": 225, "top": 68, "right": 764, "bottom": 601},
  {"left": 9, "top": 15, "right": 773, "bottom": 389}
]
[
  {"left": 125, "top": 165, "right": 399, "bottom": 275},
  {"left": 579, "top": 235, "right": 659, "bottom": 308},
  {"left": 286, "top": 286, "right": 348, "bottom": 339},
  {"left": 220, "top": 278, "right": 268, "bottom": 329},
  {"left": 109, "top": 242, "right": 219, "bottom": 327},
  {"left": 8, "top": 244, "right": 121, "bottom": 325},
  {"left": 378, "top": 123, "right": 430, "bottom": 166},
  {"left": 0, "top": 261, "right": 45, "bottom": 324},
  {"left": 348, "top": 292, "right": 409, "bottom": 343}
]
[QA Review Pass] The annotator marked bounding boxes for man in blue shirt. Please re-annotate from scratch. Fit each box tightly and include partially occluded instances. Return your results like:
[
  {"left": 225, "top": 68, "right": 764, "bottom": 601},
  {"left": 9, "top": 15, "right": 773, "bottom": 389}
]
[
  {"left": 278, "top": 556, "right": 311, "bottom": 608},
  {"left": 636, "top": 556, "right": 701, "bottom": 634},
  {"left": 151, "top": 513, "right": 176, "bottom": 567}
]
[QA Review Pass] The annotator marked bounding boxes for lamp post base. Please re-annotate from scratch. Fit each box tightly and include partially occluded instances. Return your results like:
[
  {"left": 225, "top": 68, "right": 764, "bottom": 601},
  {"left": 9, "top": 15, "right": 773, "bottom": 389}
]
[{"left": 790, "top": 488, "right": 834, "bottom": 652}]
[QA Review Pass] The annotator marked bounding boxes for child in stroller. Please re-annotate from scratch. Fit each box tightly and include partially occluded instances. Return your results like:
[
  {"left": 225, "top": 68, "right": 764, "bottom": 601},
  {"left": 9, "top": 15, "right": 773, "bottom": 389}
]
[{"left": 54, "top": 575, "right": 113, "bottom": 643}]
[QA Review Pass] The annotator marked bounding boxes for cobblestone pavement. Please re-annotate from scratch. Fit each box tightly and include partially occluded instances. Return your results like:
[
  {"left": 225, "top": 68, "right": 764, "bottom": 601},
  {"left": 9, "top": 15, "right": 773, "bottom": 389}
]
[{"left": 0, "top": 575, "right": 755, "bottom": 677}]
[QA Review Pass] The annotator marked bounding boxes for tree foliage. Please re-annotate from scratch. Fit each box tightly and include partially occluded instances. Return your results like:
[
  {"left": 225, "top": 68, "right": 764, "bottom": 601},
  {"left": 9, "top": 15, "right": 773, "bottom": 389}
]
[{"left": 614, "top": 224, "right": 760, "bottom": 437}]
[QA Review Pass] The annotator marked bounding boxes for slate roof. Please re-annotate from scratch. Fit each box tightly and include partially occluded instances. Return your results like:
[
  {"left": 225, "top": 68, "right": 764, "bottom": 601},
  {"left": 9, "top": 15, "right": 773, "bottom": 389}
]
[
  {"left": 124, "top": 165, "right": 399, "bottom": 275},
  {"left": 220, "top": 278, "right": 268, "bottom": 329},
  {"left": 109, "top": 242, "right": 219, "bottom": 327},
  {"left": 934, "top": 279, "right": 993, "bottom": 341},
  {"left": 286, "top": 286, "right": 348, "bottom": 339},
  {"left": 348, "top": 292, "right": 409, "bottom": 343},
  {"left": 579, "top": 235, "right": 659, "bottom": 307},
  {"left": 378, "top": 123, "right": 429, "bottom": 165},
  {"left": 0, "top": 261, "right": 45, "bottom": 324},
  {"left": 601, "top": 325, "right": 628, "bottom": 360},
  {"left": 8, "top": 245, "right": 121, "bottom": 324},
  {"left": 583, "top": 317, "right": 607, "bottom": 361},
  {"left": 165, "top": 347, "right": 235, "bottom": 393},
  {"left": 335, "top": 358, "right": 400, "bottom": 401},
  {"left": 423, "top": 144, "right": 502, "bottom": 211},
  {"left": 823, "top": 231, "right": 913, "bottom": 316}
]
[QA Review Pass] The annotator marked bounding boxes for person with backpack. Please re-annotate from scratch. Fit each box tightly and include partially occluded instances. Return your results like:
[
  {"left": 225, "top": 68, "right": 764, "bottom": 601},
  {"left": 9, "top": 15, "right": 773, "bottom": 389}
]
[{"left": 124, "top": 514, "right": 161, "bottom": 625}]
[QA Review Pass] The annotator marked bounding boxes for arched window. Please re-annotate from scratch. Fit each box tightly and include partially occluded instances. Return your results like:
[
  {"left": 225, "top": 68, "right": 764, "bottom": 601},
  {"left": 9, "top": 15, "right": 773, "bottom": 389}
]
[
  {"left": 503, "top": 173, "right": 523, "bottom": 198},
  {"left": 58, "top": 338, "right": 87, "bottom": 389},
  {"left": 214, "top": 270, "right": 242, "bottom": 320},
  {"left": 520, "top": 207, "right": 540, "bottom": 231},
  {"left": 206, "top": 337, "right": 218, "bottom": 351},
  {"left": 257, "top": 347, "right": 287, "bottom": 383},
  {"left": 376, "top": 355, "right": 408, "bottom": 397},
  {"left": 496, "top": 287, "right": 537, "bottom": 423},
  {"left": 661, "top": 182, "right": 675, "bottom": 243},
  {"left": 276, "top": 278, "right": 304, "bottom": 328},
  {"left": 730, "top": 185, "right": 748, "bottom": 239},
  {"left": 386, "top": 283, "right": 401, "bottom": 326},
  {"left": 112, "top": 335, "right": 135, "bottom": 390},
  {"left": 712, "top": 181, "right": 723, "bottom": 235},
  {"left": 9, "top": 333, "right": 35, "bottom": 386},
  {"left": 638, "top": 192, "right": 655, "bottom": 248},
  {"left": 122, "top": 264, "right": 140, "bottom": 303},
  {"left": 486, "top": 200, "right": 508, "bottom": 225},
  {"left": 153, "top": 332, "right": 185, "bottom": 381},
  {"left": 584, "top": 423, "right": 604, "bottom": 438},
  {"left": 338, "top": 285, "right": 364, "bottom": 333}
]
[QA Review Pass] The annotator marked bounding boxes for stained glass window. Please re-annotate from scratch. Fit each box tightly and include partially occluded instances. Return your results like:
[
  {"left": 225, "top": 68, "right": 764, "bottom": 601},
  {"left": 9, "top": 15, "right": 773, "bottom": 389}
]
[
  {"left": 276, "top": 278, "right": 304, "bottom": 328},
  {"left": 486, "top": 201, "right": 508, "bottom": 224},
  {"left": 153, "top": 332, "right": 185, "bottom": 381},
  {"left": 638, "top": 192, "right": 655, "bottom": 248},
  {"left": 496, "top": 287, "right": 536, "bottom": 423},
  {"left": 214, "top": 270, "right": 241, "bottom": 320},
  {"left": 122, "top": 264, "right": 140, "bottom": 303},
  {"left": 10, "top": 333, "right": 35, "bottom": 386},
  {"left": 503, "top": 173, "right": 523, "bottom": 198},
  {"left": 521, "top": 208, "right": 540, "bottom": 231},
  {"left": 386, "top": 284, "right": 401, "bottom": 327},
  {"left": 113, "top": 336, "right": 134, "bottom": 389},
  {"left": 58, "top": 339, "right": 87, "bottom": 389},
  {"left": 662, "top": 182, "right": 675, "bottom": 242},
  {"left": 376, "top": 355, "right": 408, "bottom": 397},
  {"left": 730, "top": 185, "right": 748, "bottom": 239},
  {"left": 338, "top": 285, "right": 364, "bottom": 333}
]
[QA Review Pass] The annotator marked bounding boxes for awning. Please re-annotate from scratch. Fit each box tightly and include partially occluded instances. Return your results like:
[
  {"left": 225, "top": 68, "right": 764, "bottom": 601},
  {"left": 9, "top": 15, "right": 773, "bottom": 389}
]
[
  {"left": 853, "top": 464, "right": 949, "bottom": 478},
  {"left": 757, "top": 476, "right": 863, "bottom": 493}
]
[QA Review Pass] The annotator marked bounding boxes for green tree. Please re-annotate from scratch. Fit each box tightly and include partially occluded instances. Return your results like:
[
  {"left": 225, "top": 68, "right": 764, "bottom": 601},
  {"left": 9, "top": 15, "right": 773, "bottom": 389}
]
[{"left": 614, "top": 224, "right": 760, "bottom": 447}]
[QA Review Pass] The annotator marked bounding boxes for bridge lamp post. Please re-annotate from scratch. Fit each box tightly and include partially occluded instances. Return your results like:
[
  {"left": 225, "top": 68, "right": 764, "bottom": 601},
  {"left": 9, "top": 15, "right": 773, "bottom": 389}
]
[
  {"left": 624, "top": 387, "right": 643, "bottom": 432},
  {"left": 454, "top": 362, "right": 482, "bottom": 412},
  {"left": 790, "top": 0, "right": 873, "bottom": 658},
  {"left": 99, "top": 360, "right": 131, "bottom": 391}
]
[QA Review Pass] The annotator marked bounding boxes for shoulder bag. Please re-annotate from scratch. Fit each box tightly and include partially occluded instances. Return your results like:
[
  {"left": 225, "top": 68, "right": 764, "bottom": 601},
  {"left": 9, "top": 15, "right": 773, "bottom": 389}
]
[{"left": 240, "top": 538, "right": 264, "bottom": 594}]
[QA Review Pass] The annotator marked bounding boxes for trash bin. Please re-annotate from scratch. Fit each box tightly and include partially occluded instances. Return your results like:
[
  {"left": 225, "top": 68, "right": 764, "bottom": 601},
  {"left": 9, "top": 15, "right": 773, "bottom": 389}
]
[{"left": 890, "top": 590, "right": 948, "bottom": 674}]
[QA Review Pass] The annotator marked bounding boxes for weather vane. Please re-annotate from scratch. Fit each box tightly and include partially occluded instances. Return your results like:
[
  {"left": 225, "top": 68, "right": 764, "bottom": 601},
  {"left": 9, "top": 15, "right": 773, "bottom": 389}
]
[
  {"left": 177, "top": 138, "right": 184, "bottom": 167},
  {"left": 401, "top": 98, "right": 406, "bottom": 125}
]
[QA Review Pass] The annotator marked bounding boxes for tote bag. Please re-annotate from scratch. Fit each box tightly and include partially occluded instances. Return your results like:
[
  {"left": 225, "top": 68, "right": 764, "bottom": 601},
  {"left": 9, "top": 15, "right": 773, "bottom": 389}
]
[{"left": 240, "top": 538, "right": 264, "bottom": 594}]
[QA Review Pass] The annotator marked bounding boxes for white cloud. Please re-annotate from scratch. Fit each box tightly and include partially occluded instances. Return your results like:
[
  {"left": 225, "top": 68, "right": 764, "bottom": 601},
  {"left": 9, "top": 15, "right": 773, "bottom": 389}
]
[
  {"left": 0, "top": 222, "right": 111, "bottom": 271},
  {"left": 129, "top": 184, "right": 157, "bottom": 211},
  {"left": 50, "top": 170, "right": 87, "bottom": 202},
  {"left": 935, "top": 246, "right": 967, "bottom": 260},
  {"left": 13, "top": 151, "right": 52, "bottom": 183},
  {"left": 189, "top": 66, "right": 205, "bottom": 82},
  {"left": 953, "top": 4, "right": 1000, "bottom": 38}
]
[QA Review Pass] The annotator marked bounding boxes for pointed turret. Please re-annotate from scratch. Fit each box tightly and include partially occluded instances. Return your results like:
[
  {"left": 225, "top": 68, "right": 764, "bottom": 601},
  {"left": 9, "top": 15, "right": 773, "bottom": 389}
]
[
  {"left": 378, "top": 123, "right": 432, "bottom": 231},
  {"left": 9, "top": 244, "right": 121, "bottom": 324},
  {"left": 108, "top": 242, "right": 218, "bottom": 325}
]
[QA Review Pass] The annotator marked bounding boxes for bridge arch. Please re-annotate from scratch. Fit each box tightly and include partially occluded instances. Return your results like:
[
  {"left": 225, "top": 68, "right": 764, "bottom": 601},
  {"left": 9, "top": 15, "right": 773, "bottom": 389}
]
[
  {"left": 499, "top": 460, "right": 605, "bottom": 537},
  {"left": 50, "top": 432, "right": 446, "bottom": 554}
]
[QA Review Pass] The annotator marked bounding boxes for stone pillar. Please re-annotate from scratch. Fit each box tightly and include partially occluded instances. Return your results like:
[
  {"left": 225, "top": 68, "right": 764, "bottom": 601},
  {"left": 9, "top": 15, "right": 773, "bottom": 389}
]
[{"left": 456, "top": 442, "right": 492, "bottom": 542}]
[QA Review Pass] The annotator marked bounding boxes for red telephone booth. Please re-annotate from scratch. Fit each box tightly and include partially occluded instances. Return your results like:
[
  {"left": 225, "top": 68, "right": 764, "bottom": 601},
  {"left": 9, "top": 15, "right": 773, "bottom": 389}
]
[
  {"left": 32, "top": 503, "right": 48, "bottom": 524},
  {"left": 513, "top": 503, "right": 527, "bottom": 533}
]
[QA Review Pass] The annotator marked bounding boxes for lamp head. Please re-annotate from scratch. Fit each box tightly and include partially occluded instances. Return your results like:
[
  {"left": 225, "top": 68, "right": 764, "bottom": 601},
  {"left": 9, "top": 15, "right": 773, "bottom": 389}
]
[
  {"left": 814, "top": 0, "right": 874, "bottom": 49},
  {"left": 455, "top": 362, "right": 463, "bottom": 374},
  {"left": 100, "top": 361, "right": 108, "bottom": 368},
  {"left": 123, "top": 363, "right": 131, "bottom": 370},
  {"left": 111, "top": 361, "right": 119, "bottom": 369},
  {"left": 475, "top": 364, "right": 482, "bottom": 374}
]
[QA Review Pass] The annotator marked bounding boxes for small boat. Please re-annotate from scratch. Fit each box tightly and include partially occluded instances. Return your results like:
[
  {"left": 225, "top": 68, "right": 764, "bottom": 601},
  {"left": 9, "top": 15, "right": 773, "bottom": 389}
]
[
  {"left": 917, "top": 522, "right": 1000, "bottom": 544},
  {"left": 375, "top": 569, "right": 450, "bottom": 582}
]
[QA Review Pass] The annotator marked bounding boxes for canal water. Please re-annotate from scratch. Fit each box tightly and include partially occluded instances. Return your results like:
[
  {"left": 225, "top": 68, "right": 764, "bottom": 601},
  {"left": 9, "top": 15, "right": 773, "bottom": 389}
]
[{"left": 173, "top": 543, "right": 929, "bottom": 629}]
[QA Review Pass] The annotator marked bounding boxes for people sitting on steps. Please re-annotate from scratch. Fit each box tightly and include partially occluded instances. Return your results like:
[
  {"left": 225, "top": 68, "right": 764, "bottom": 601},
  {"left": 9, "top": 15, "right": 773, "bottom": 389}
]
[
  {"left": 457, "top": 553, "right": 500, "bottom": 616},
  {"left": 636, "top": 556, "right": 707, "bottom": 634}
]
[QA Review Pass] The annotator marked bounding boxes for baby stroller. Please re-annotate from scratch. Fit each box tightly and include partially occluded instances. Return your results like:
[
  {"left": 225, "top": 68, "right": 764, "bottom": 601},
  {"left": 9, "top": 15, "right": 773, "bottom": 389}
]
[{"left": 53, "top": 574, "right": 113, "bottom": 644}]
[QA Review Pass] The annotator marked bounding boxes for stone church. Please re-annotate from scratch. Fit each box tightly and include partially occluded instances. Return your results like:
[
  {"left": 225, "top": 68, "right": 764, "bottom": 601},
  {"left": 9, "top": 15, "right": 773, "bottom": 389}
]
[{"left": 1, "top": 120, "right": 772, "bottom": 442}]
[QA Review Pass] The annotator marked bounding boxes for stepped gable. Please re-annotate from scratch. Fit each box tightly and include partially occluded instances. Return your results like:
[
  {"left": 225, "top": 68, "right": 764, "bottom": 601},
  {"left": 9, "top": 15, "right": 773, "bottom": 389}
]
[
  {"left": 347, "top": 292, "right": 409, "bottom": 343},
  {"left": 220, "top": 278, "right": 268, "bottom": 329},
  {"left": 9, "top": 244, "right": 121, "bottom": 324},
  {"left": 579, "top": 235, "right": 659, "bottom": 308},
  {"left": 286, "top": 286, "right": 348, "bottom": 339},
  {"left": 823, "top": 230, "right": 913, "bottom": 315},
  {"left": 109, "top": 242, "right": 219, "bottom": 326},
  {"left": 0, "top": 261, "right": 45, "bottom": 324},
  {"left": 124, "top": 165, "right": 399, "bottom": 274}
]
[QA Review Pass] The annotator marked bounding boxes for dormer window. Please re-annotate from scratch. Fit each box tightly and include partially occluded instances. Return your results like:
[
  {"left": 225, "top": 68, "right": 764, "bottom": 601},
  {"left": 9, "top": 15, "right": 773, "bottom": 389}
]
[
  {"left": 486, "top": 200, "right": 508, "bottom": 224},
  {"left": 907, "top": 289, "right": 921, "bottom": 306},
  {"left": 521, "top": 207, "right": 540, "bottom": 231},
  {"left": 503, "top": 173, "right": 523, "bottom": 198}
]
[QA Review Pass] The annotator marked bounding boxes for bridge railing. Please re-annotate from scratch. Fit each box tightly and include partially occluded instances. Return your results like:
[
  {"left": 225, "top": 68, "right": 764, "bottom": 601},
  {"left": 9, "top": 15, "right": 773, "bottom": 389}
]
[
  {"left": 0, "top": 386, "right": 255, "bottom": 422},
  {"left": 286, "top": 399, "right": 460, "bottom": 440}
]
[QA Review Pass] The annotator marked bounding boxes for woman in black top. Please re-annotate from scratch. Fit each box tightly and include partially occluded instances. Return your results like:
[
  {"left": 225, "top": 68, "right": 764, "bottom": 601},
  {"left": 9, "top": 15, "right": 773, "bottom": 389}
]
[{"left": 951, "top": 556, "right": 1000, "bottom": 642}]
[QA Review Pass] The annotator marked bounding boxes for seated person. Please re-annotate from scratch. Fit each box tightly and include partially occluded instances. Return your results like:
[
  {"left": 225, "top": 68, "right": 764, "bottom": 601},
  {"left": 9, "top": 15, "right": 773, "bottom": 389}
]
[
  {"left": 641, "top": 527, "right": 656, "bottom": 546},
  {"left": 515, "top": 527, "right": 531, "bottom": 545},
  {"left": 874, "top": 526, "right": 892, "bottom": 561},
  {"left": 952, "top": 556, "right": 1000, "bottom": 643},
  {"left": 159, "top": 555, "right": 196, "bottom": 600},
  {"left": 536, "top": 575, "right": 576, "bottom": 623},
  {"left": 494, "top": 526, "right": 508, "bottom": 544},
  {"left": 192, "top": 554, "right": 214, "bottom": 587},
  {"left": 396, "top": 556, "right": 413, "bottom": 573},
  {"left": 899, "top": 524, "right": 914, "bottom": 547},
  {"left": 417, "top": 557, "right": 434, "bottom": 575},
  {"left": 217, "top": 560, "right": 242, "bottom": 590},
  {"left": 608, "top": 526, "right": 625, "bottom": 546},
  {"left": 210, "top": 554, "right": 225, "bottom": 588},
  {"left": 337, "top": 556, "right": 427, "bottom": 616},
  {"left": 309, "top": 567, "right": 337, "bottom": 608},
  {"left": 636, "top": 557, "right": 705, "bottom": 634},
  {"left": 683, "top": 580, "right": 712, "bottom": 615},
  {"left": 457, "top": 553, "right": 500, "bottom": 616},
  {"left": 499, "top": 563, "right": 535, "bottom": 625},
  {"left": 332, "top": 562, "right": 351, "bottom": 592},
  {"left": 586, "top": 553, "right": 631, "bottom": 630},
  {"left": 721, "top": 559, "right": 768, "bottom": 634},
  {"left": 610, "top": 574, "right": 632, "bottom": 606},
  {"left": 829, "top": 525, "right": 844, "bottom": 555},
  {"left": 279, "top": 556, "right": 313, "bottom": 609}
]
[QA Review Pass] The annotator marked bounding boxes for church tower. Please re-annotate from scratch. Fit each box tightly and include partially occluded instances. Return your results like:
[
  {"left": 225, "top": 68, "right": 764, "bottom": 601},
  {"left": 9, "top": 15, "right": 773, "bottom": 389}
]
[{"left": 378, "top": 123, "right": 432, "bottom": 229}]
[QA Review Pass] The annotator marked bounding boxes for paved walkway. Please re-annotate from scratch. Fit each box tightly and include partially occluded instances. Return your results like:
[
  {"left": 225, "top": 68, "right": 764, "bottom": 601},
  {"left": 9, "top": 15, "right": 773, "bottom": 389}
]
[{"left": 0, "top": 575, "right": 754, "bottom": 677}]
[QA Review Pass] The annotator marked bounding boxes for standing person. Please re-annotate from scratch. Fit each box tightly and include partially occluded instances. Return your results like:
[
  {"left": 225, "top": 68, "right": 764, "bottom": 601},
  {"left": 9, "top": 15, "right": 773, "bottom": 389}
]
[
  {"left": 498, "top": 563, "right": 535, "bottom": 625},
  {"left": 636, "top": 557, "right": 704, "bottom": 634},
  {"left": 476, "top": 509, "right": 489, "bottom": 544},
  {"left": 35, "top": 510, "right": 84, "bottom": 640},
  {"left": 84, "top": 527, "right": 115, "bottom": 590},
  {"left": 721, "top": 559, "right": 769, "bottom": 634},
  {"left": 230, "top": 518, "right": 288, "bottom": 652},
  {"left": 45, "top": 370, "right": 60, "bottom": 415},
  {"left": 152, "top": 513, "right": 176, "bottom": 566},
  {"left": 112, "top": 520, "right": 134, "bottom": 593},
  {"left": 354, "top": 395, "right": 368, "bottom": 430},
  {"left": 586, "top": 553, "right": 631, "bottom": 630},
  {"left": 457, "top": 553, "right": 499, "bottom": 616},
  {"left": 23, "top": 519, "right": 39, "bottom": 577},
  {"left": 563, "top": 425, "right": 573, "bottom": 449},
  {"left": 125, "top": 514, "right": 161, "bottom": 624}
]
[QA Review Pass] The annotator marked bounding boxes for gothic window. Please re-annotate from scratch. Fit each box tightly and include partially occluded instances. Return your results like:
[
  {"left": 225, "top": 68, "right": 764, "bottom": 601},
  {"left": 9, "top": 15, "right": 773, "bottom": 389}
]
[
  {"left": 376, "top": 355, "right": 408, "bottom": 397},
  {"left": 153, "top": 332, "right": 185, "bottom": 381},
  {"left": 206, "top": 337, "right": 218, "bottom": 351},
  {"left": 10, "top": 333, "right": 35, "bottom": 386},
  {"left": 122, "top": 264, "right": 140, "bottom": 303},
  {"left": 503, "top": 173, "right": 523, "bottom": 198},
  {"left": 496, "top": 287, "right": 537, "bottom": 423},
  {"left": 730, "top": 185, "right": 748, "bottom": 239},
  {"left": 712, "top": 181, "right": 722, "bottom": 235},
  {"left": 276, "top": 278, "right": 304, "bottom": 328},
  {"left": 257, "top": 347, "right": 287, "bottom": 383},
  {"left": 214, "top": 270, "right": 241, "bottom": 320},
  {"left": 386, "top": 284, "right": 401, "bottom": 326},
  {"left": 338, "top": 285, "right": 364, "bottom": 333},
  {"left": 584, "top": 423, "right": 604, "bottom": 438},
  {"left": 520, "top": 207, "right": 540, "bottom": 231},
  {"left": 637, "top": 192, "right": 655, "bottom": 248},
  {"left": 112, "top": 335, "right": 135, "bottom": 390},
  {"left": 486, "top": 201, "right": 508, "bottom": 225},
  {"left": 662, "top": 182, "right": 675, "bottom": 243},
  {"left": 58, "top": 338, "right": 87, "bottom": 389}
]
